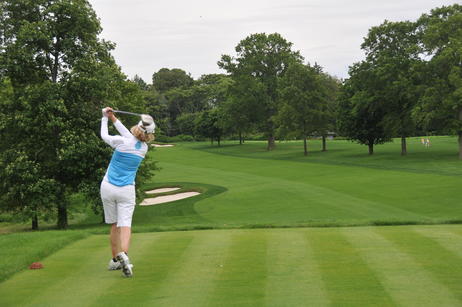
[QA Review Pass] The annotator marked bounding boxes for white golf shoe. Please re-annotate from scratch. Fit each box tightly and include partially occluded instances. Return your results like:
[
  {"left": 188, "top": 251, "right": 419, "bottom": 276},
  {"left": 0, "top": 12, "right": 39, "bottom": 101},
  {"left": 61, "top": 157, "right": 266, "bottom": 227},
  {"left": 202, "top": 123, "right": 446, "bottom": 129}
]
[
  {"left": 108, "top": 258, "right": 122, "bottom": 270},
  {"left": 116, "top": 252, "right": 133, "bottom": 277}
]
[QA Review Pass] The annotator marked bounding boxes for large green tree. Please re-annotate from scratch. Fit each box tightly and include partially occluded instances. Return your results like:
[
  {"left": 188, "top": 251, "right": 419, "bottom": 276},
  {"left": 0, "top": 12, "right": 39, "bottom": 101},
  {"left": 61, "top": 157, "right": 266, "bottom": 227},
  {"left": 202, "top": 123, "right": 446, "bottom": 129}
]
[
  {"left": 314, "top": 67, "right": 340, "bottom": 152},
  {"left": 220, "top": 75, "right": 263, "bottom": 144},
  {"left": 361, "top": 20, "right": 422, "bottom": 155},
  {"left": 218, "top": 33, "right": 303, "bottom": 150},
  {"left": 277, "top": 63, "right": 328, "bottom": 156},
  {"left": 414, "top": 4, "right": 462, "bottom": 158},
  {"left": 152, "top": 68, "right": 194, "bottom": 94},
  {"left": 337, "top": 61, "right": 392, "bottom": 155},
  {"left": 0, "top": 79, "right": 58, "bottom": 229},
  {"left": 0, "top": 0, "right": 151, "bottom": 229}
]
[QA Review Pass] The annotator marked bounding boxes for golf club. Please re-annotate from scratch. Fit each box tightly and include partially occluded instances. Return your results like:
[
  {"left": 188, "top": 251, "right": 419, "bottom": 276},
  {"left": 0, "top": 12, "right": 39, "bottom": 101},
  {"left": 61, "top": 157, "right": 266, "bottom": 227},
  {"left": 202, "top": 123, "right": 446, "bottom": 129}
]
[
  {"left": 111, "top": 110, "right": 156, "bottom": 132},
  {"left": 113, "top": 110, "right": 144, "bottom": 117}
]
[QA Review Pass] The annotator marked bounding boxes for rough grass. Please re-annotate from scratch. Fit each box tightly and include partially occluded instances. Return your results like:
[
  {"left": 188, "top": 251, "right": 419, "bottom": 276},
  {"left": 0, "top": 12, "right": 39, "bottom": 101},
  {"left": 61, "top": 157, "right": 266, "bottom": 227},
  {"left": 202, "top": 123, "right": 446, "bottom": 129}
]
[{"left": 0, "top": 230, "right": 88, "bottom": 282}]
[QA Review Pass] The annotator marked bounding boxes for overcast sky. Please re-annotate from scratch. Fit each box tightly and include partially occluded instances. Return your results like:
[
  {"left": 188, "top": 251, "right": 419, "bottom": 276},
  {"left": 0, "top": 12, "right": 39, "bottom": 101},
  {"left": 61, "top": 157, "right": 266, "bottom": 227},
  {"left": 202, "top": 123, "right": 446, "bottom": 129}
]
[{"left": 89, "top": 0, "right": 456, "bottom": 82}]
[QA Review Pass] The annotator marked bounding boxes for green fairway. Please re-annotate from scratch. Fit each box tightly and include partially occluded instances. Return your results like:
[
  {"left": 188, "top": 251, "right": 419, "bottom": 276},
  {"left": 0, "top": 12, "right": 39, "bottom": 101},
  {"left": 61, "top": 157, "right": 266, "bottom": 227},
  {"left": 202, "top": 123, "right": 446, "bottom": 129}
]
[
  {"left": 1, "top": 226, "right": 462, "bottom": 306},
  {"left": 132, "top": 137, "right": 462, "bottom": 229},
  {"left": 2, "top": 137, "right": 462, "bottom": 306}
]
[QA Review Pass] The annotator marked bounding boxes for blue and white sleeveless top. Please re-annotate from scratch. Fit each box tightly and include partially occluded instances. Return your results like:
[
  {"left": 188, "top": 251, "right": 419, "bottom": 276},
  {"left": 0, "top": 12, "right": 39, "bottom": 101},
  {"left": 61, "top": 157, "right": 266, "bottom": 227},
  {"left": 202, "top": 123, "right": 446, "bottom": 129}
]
[{"left": 100, "top": 117, "right": 148, "bottom": 186}]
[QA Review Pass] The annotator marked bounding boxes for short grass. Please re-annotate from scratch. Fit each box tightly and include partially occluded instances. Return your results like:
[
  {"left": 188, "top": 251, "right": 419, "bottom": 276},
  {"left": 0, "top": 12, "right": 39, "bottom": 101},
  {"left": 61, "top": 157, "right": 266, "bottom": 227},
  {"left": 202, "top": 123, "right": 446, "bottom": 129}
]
[
  {"left": 132, "top": 136, "right": 462, "bottom": 229},
  {"left": 2, "top": 136, "right": 462, "bottom": 306},
  {"left": 1, "top": 226, "right": 462, "bottom": 306}
]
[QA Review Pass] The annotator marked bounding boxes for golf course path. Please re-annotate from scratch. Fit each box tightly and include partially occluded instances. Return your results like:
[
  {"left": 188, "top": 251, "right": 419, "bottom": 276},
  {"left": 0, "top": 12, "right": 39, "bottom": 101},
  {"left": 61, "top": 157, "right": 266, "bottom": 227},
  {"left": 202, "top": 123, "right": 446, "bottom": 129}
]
[{"left": 2, "top": 226, "right": 462, "bottom": 306}]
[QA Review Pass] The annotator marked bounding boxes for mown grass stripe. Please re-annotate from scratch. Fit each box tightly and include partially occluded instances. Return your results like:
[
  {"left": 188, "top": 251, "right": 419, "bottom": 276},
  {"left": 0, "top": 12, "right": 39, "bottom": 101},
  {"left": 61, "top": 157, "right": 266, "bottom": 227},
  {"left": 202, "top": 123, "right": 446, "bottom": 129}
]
[
  {"left": 309, "top": 228, "right": 395, "bottom": 306},
  {"left": 380, "top": 227, "right": 462, "bottom": 301},
  {"left": 91, "top": 232, "right": 194, "bottom": 306},
  {"left": 144, "top": 230, "right": 232, "bottom": 306},
  {"left": 413, "top": 226, "right": 462, "bottom": 259},
  {"left": 208, "top": 230, "right": 268, "bottom": 306},
  {"left": 265, "top": 229, "right": 329, "bottom": 306},
  {"left": 344, "top": 227, "right": 459, "bottom": 306}
]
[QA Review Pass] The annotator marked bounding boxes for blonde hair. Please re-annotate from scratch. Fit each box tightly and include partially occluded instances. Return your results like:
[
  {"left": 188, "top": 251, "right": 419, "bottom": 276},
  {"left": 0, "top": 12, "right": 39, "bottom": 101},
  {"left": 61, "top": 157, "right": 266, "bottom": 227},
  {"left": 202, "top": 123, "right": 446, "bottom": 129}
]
[{"left": 131, "top": 125, "right": 155, "bottom": 143}]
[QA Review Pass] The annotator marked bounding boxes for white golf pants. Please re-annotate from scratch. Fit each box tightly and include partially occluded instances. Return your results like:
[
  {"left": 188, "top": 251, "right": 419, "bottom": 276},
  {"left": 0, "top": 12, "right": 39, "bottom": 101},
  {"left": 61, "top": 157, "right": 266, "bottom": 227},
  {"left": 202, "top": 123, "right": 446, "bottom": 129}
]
[{"left": 100, "top": 180, "right": 136, "bottom": 227}]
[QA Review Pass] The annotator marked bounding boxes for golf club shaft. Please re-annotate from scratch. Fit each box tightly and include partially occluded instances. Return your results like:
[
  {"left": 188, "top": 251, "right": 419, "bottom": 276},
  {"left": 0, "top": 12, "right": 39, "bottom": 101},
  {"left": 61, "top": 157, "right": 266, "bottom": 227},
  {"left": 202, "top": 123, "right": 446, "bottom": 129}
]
[{"left": 113, "top": 110, "right": 142, "bottom": 117}]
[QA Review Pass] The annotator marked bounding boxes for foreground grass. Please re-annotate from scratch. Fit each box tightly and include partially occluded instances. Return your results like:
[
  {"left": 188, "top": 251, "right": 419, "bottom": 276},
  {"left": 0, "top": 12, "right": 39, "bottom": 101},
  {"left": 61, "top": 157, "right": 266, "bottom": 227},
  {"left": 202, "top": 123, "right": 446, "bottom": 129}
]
[
  {"left": 0, "top": 230, "right": 88, "bottom": 282},
  {"left": 1, "top": 226, "right": 462, "bottom": 306}
]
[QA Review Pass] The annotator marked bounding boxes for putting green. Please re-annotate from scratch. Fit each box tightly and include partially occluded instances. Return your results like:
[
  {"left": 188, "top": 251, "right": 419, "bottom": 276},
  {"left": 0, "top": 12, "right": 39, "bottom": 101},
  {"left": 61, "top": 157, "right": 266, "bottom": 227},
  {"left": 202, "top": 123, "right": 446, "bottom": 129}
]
[{"left": 2, "top": 225, "right": 462, "bottom": 306}]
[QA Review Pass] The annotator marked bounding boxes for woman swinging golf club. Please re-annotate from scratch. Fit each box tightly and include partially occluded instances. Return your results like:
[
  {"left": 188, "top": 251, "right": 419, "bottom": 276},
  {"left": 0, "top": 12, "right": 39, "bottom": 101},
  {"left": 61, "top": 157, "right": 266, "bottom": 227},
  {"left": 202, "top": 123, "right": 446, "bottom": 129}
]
[{"left": 100, "top": 107, "right": 155, "bottom": 277}]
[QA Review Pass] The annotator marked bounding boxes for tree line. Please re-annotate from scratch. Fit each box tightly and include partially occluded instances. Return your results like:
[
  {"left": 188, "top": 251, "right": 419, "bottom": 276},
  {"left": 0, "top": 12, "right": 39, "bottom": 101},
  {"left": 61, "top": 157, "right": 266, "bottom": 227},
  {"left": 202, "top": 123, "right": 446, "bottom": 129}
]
[
  {"left": 138, "top": 4, "right": 462, "bottom": 158},
  {"left": 338, "top": 4, "right": 462, "bottom": 157},
  {"left": 137, "top": 35, "right": 340, "bottom": 154},
  {"left": 0, "top": 1, "right": 460, "bottom": 230}
]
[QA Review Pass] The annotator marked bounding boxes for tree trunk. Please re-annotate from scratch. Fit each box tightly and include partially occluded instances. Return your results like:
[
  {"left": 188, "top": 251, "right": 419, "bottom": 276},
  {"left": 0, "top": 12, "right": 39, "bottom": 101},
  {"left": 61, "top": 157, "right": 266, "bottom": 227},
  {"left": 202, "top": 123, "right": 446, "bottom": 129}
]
[
  {"left": 239, "top": 131, "right": 242, "bottom": 145},
  {"left": 32, "top": 211, "right": 38, "bottom": 230},
  {"left": 368, "top": 143, "right": 374, "bottom": 155},
  {"left": 401, "top": 136, "right": 407, "bottom": 156},
  {"left": 57, "top": 201, "right": 68, "bottom": 229},
  {"left": 459, "top": 108, "right": 462, "bottom": 160},
  {"left": 218, "top": 136, "right": 221, "bottom": 147},
  {"left": 322, "top": 135, "right": 327, "bottom": 152},
  {"left": 303, "top": 136, "right": 308, "bottom": 156},
  {"left": 52, "top": 51, "right": 59, "bottom": 83},
  {"left": 459, "top": 132, "right": 462, "bottom": 160},
  {"left": 267, "top": 135, "right": 276, "bottom": 151}
]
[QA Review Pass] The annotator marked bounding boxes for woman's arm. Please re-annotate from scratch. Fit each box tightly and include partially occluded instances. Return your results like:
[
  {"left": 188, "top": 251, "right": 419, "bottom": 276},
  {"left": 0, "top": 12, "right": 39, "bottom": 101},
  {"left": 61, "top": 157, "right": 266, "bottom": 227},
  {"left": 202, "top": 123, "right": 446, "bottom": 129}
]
[
  {"left": 106, "top": 108, "right": 132, "bottom": 138},
  {"left": 113, "top": 119, "right": 132, "bottom": 138},
  {"left": 101, "top": 109, "right": 124, "bottom": 148}
]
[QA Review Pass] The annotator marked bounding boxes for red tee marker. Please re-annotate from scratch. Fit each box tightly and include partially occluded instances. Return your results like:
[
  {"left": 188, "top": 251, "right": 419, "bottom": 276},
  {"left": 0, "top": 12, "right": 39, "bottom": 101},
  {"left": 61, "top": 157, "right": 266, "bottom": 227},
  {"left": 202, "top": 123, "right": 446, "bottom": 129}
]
[{"left": 29, "top": 262, "right": 43, "bottom": 269}]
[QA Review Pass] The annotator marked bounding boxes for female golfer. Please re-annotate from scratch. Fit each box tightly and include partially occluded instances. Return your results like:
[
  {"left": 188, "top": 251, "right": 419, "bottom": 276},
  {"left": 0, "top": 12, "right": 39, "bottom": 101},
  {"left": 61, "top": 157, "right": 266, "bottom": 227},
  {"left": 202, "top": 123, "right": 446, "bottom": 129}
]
[{"left": 100, "top": 107, "right": 155, "bottom": 277}]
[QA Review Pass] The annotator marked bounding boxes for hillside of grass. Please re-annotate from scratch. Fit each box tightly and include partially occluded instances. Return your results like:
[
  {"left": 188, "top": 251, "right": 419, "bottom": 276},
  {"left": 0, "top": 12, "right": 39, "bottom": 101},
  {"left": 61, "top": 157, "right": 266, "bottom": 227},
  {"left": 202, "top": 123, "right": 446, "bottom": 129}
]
[{"left": 132, "top": 136, "right": 461, "bottom": 229}]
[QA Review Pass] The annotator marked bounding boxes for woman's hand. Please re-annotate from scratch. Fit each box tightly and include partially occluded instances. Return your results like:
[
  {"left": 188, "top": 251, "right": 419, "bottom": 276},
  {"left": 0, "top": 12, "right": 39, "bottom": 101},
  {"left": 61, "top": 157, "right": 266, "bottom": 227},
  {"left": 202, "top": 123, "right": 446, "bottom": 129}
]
[{"left": 102, "top": 107, "right": 117, "bottom": 123}]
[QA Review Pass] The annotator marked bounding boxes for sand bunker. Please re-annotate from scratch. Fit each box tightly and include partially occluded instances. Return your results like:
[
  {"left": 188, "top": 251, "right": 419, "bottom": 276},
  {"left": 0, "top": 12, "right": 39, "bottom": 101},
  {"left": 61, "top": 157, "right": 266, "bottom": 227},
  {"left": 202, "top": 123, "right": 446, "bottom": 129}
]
[
  {"left": 146, "top": 187, "right": 181, "bottom": 194},
  {"left": 140, "top": 192, "right": 200, "bottom": 206},
  {"left": 152, "top": 144, "right": 174, "bottom": 147}
]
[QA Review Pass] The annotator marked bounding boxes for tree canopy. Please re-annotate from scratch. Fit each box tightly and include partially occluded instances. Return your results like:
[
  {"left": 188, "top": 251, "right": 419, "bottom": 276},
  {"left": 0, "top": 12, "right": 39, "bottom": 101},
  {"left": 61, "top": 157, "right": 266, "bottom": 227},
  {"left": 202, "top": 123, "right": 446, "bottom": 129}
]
[
  {"left": 277, "top": 63, "right": 330, "bottom": 155},
  {"left": 361, "top": 20, "right": 422, "bottom": 155},
  {"left": 0, "top": 0, "right": 154, "bottom": 229},
  {"left": 337, "top": 61, "right": 392, "bottom": 155},
  {"left": 219, "top": 33, "right": 303, "bottom": 150}
]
